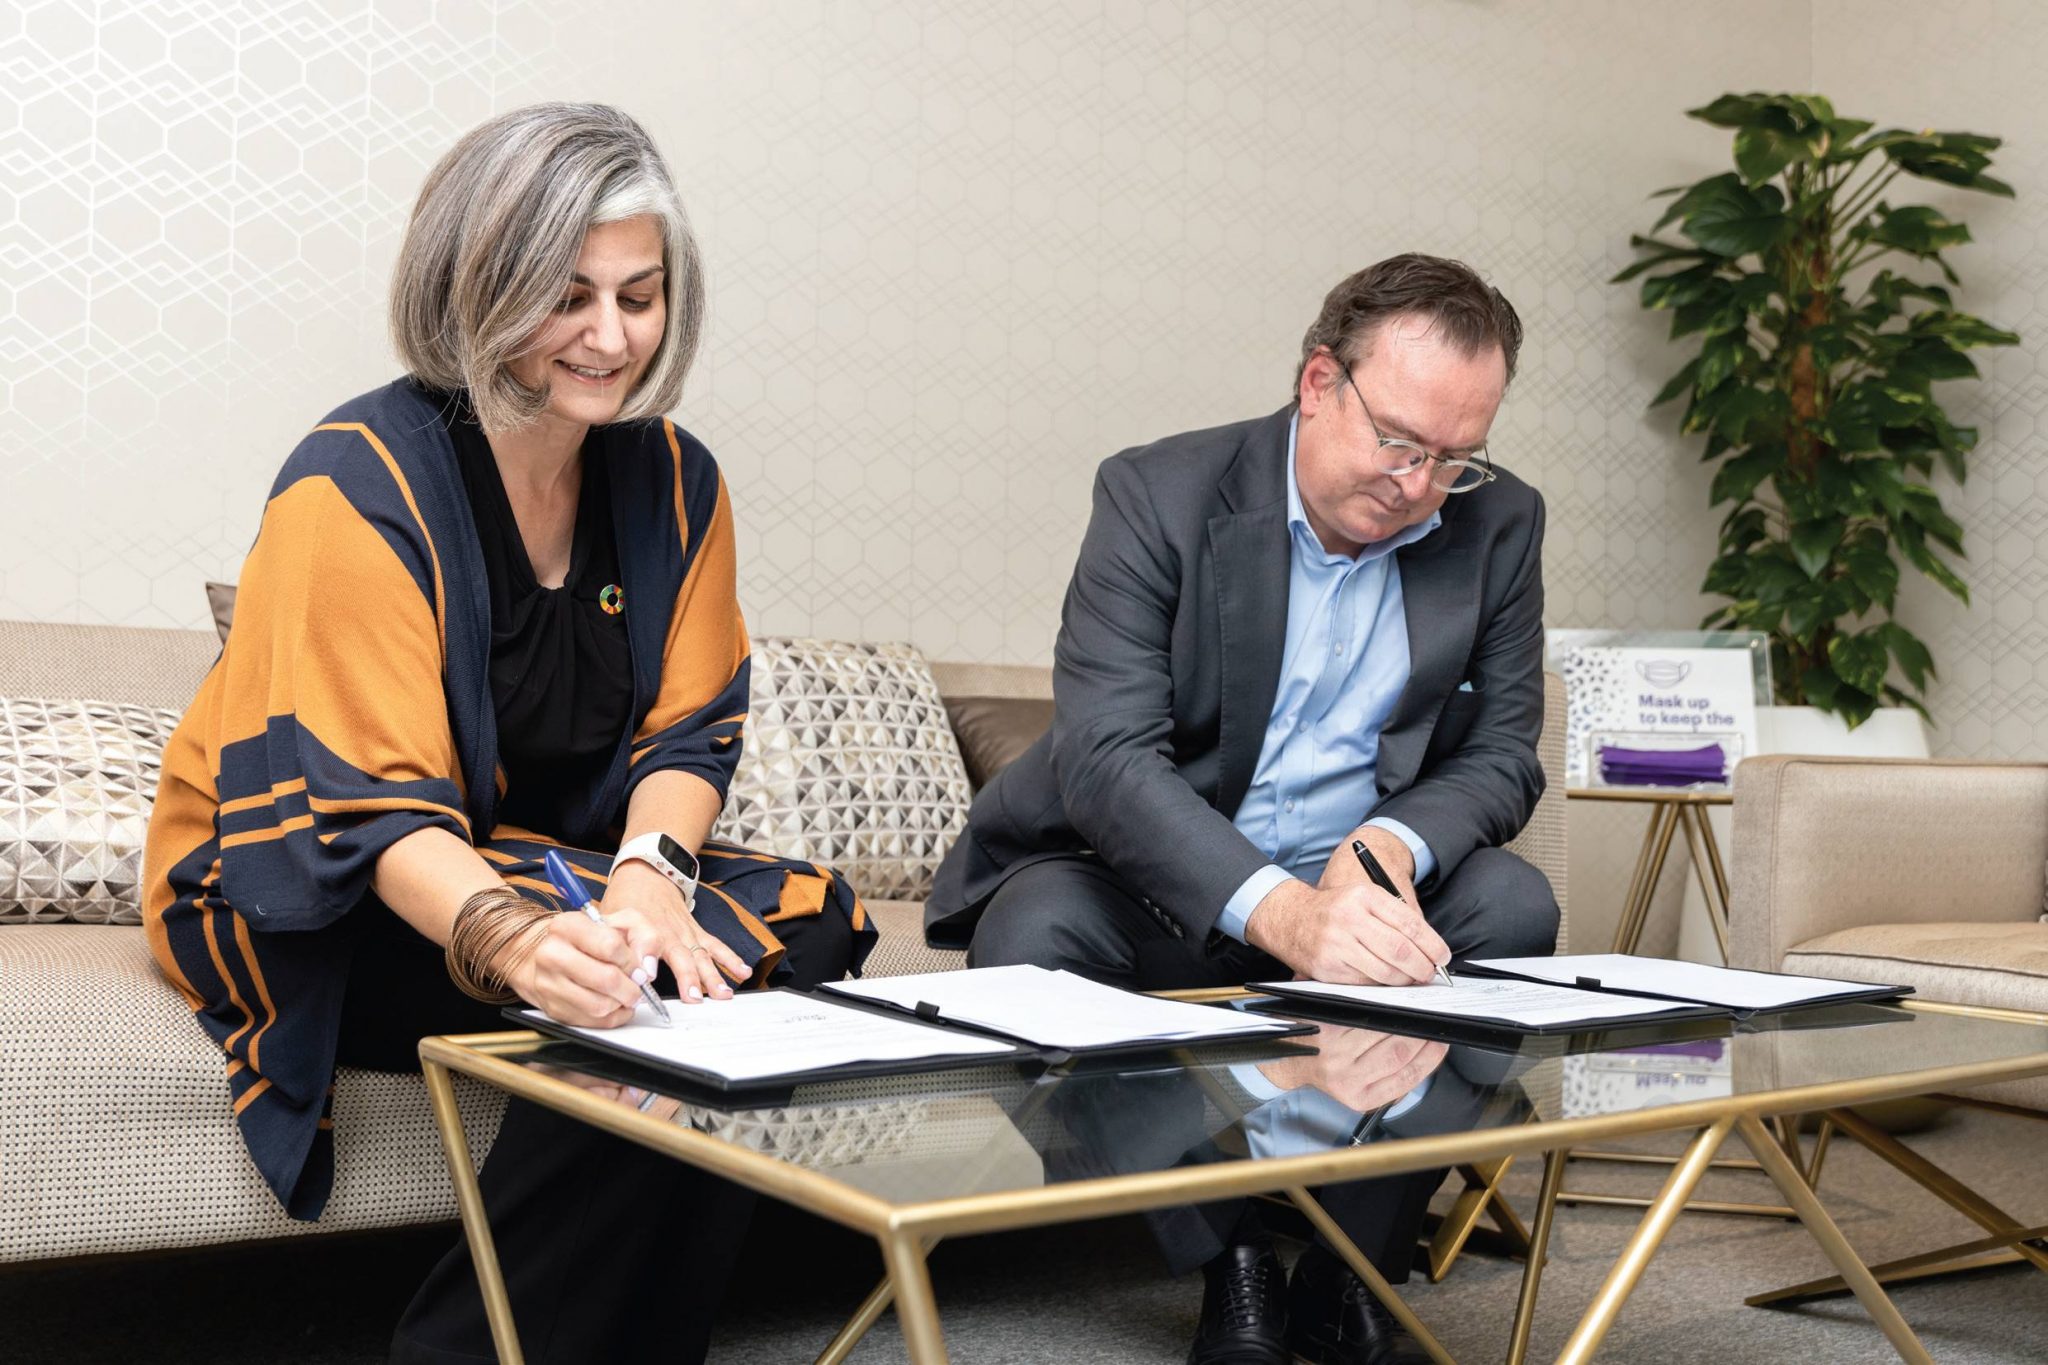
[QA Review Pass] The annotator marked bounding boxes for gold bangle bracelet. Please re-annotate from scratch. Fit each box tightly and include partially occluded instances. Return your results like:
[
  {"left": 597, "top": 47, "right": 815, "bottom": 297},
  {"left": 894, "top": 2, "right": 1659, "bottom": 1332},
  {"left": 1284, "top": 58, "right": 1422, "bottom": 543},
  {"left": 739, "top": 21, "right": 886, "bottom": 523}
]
[{"left": 445, "top": 887, "right": 552, "bottom": 1004}]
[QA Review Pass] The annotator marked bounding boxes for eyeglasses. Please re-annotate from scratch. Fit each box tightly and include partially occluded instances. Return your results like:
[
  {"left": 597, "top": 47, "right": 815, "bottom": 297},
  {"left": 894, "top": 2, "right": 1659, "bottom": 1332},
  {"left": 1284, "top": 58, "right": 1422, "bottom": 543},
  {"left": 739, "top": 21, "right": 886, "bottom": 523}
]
[{"left": 1338, "top": 364, "right": 1497, "bottom": 494}]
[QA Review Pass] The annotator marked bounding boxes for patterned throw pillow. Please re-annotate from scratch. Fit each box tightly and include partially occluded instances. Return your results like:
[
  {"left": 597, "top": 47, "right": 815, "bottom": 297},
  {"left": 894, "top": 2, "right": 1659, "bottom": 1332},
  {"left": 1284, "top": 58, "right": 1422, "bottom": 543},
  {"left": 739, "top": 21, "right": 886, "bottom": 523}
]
[
  {"left": 0, "top": 697, "right": 182, "bottom": 925},
  {"left": 713, "top": 639, "right": 972, "bottom": 903}
]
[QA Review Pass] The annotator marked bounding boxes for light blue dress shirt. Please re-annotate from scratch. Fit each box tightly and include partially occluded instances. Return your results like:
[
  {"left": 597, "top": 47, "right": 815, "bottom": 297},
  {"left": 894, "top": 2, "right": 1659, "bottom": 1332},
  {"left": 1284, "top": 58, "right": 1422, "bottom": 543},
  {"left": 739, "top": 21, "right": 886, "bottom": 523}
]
[{"left": 1216, "top": 414, "right": 1442, "bottom": 942}]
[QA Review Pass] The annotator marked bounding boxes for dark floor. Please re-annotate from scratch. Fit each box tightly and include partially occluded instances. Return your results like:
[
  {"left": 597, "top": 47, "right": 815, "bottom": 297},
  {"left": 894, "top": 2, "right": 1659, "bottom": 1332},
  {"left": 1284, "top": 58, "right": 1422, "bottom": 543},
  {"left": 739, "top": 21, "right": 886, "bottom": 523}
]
[{"left": 0, "top": 1199, "right": 888, "bottom": 1365}]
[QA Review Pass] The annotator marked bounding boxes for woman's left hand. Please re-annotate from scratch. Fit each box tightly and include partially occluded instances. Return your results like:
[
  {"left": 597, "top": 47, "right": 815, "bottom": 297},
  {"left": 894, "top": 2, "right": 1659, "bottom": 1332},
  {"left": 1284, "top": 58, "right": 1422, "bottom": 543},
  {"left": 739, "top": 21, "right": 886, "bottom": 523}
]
[{"left": 598, "top": 861, "right": 749, "bottom": 1004}]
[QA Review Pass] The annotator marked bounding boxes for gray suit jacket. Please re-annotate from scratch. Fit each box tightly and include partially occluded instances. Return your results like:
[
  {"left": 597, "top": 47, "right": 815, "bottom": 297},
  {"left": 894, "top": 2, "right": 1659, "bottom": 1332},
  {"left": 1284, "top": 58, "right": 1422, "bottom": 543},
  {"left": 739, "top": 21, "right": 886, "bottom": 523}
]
[{"left": 926, "top": 404, "right": 1547, "bottom": 948}]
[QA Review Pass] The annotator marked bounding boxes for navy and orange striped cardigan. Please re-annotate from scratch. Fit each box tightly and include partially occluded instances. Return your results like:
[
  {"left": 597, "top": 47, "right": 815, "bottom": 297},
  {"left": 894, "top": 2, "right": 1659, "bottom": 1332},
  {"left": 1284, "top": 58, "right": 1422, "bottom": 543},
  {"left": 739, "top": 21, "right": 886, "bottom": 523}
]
[{"left": 143, "top": 379, "right": 871, "bottom": 1219}]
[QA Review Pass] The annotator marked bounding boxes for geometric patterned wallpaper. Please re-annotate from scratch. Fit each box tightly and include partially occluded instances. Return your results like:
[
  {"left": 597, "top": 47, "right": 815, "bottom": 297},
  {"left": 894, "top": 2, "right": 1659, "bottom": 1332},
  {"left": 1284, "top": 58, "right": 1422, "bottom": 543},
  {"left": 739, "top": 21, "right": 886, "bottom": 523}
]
[
  {"left": 1816, "top": 2, "right": 2048, "bottom": 760},
  {"left": 3, "top": 0, "right": 1812, "bottom": 670}
]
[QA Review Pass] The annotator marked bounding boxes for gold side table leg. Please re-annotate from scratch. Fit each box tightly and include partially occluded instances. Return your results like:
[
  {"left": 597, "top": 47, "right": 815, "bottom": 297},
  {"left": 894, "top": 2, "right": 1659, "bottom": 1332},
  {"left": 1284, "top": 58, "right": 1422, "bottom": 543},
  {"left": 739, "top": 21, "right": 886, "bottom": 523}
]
[
  {"left": 1285, "top": 1186, "right": 1456, "bottom": 1365},
  {"left": 1735, "top": 1115, "right": 1933, "bottom": 1364},
  {"left": 1696, "top": 799, "right": 1733, "bottom": 915},
  {"left": 1622, "top": 802, "right": 1682, "bottom": 955},
  {"left": 1554, "top": 1116, "right": 1732, "bottom": 1365},
  {"left": 1677, "top": 806, "right": 1729, "bottom": 965},
  {"left": 1611, "top": 802, "right": 1681, "bottom": 954},
  {"left": 422, "top": 1059, "right": 523, "bottom": 1365},
  {"left": 1506, "top": 1148, "right": 1567, "bottom": 1365},
  {"left": 881, "top": 1229, "right": 949, "bottom": 1364}
]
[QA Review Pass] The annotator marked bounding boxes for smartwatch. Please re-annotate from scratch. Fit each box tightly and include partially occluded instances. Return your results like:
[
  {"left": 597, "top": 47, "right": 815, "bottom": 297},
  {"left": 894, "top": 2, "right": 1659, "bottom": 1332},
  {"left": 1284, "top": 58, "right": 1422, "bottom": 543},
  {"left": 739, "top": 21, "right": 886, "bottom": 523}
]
[{"left": 611, "top": 832, "right": 701, "bottom": 908}]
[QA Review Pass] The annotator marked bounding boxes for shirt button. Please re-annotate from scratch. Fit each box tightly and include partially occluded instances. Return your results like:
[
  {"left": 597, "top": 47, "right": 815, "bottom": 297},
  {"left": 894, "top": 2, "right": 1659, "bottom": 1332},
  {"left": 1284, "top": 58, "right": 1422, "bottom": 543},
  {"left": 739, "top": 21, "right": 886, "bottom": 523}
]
[
  {"left": 1334, "top": 642, "right": 1345, "bottom": 654},
  {"left": 1284, "top": 799, "right": 1296, "bottom": 813}
]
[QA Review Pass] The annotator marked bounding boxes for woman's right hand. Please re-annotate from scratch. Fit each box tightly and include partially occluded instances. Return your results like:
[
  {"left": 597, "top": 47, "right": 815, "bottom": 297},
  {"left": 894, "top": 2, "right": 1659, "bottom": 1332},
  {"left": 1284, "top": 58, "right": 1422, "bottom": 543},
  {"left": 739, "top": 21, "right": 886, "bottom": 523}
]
[{"left": 505, "top": 912, "right": 661, "bottom": 1028}]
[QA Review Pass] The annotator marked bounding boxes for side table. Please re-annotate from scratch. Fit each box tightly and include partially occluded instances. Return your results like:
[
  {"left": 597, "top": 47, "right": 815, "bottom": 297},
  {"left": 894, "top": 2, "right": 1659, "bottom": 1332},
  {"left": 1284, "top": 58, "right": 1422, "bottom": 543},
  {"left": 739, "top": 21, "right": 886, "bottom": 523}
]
[{"left": 1566, "top": 786, "right": 1733, "bottom": 963}]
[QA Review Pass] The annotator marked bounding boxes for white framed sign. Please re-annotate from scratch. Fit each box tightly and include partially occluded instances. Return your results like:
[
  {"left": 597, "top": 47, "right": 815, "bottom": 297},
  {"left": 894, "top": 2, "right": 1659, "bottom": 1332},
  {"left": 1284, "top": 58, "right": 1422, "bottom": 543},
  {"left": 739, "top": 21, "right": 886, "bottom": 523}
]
[{"left": 1545, "top": 630, "right": 1772, "bottom": 791}]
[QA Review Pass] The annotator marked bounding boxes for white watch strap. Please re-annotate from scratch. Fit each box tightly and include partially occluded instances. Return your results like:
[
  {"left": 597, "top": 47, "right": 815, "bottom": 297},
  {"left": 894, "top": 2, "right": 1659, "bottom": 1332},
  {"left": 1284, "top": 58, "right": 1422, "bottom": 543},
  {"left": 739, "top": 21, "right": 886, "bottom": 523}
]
[{"left": 612, "top": 833, "right": 698, "bottom": 900}]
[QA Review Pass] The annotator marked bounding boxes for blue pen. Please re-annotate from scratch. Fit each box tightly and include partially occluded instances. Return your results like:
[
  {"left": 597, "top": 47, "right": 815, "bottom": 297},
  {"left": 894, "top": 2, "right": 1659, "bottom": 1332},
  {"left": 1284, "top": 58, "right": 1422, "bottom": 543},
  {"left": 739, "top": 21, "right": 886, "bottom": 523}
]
[{"left": 542, "top": 849, "right": 673, "bottom": 1027}]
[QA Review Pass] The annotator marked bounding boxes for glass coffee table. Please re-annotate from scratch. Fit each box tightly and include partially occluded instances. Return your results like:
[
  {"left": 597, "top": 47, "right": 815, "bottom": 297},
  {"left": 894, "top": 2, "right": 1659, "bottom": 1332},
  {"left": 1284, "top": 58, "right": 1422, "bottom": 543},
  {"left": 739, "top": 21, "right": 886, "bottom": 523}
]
[{"left": 418, "top": 993, "right": 2048, "bottom": 1365}]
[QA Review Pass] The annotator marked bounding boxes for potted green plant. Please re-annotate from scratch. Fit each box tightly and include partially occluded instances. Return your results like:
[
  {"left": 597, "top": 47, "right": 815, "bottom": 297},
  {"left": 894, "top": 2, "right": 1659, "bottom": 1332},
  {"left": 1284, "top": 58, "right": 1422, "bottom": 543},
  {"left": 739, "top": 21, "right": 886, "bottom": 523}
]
[{"left": 1617, "top": 92, "right": 2018, "bottom": 742}]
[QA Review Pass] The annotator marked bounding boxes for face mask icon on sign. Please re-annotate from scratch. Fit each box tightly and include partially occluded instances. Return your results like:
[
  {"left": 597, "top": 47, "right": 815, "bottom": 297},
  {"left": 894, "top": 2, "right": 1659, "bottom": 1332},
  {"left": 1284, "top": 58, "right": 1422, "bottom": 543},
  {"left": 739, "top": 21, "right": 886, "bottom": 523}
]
[{"left": 1634, "top": 659, "right": 1692, "bottom": 688}]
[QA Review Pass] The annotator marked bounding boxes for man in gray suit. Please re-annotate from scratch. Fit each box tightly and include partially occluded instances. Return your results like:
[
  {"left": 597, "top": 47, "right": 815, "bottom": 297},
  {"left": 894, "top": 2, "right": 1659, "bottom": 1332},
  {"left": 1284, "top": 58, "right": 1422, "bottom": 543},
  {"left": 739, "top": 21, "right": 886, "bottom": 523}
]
[{"left": 927, "top": 254, "right": 1559, "bottom": 1365}]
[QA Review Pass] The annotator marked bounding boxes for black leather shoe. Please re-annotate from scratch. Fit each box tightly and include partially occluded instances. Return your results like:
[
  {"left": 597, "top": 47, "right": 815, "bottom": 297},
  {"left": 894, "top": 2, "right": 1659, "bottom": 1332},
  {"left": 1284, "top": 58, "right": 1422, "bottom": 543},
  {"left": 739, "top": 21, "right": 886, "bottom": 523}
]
[
  {"left": 1187, "top": 1241, "right": 1290, "bottom": 1365},
  {"left": 1286, "top": 1244, "right": 1431, "bottom": 1365}
]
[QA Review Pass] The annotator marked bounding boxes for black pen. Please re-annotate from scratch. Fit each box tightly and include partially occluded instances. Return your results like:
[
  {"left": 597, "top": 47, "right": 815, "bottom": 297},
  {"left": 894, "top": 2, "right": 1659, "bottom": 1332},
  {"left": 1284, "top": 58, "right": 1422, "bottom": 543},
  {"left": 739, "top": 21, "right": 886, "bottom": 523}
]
[{"left": 1351, "top": 839, "right": 1454, "bottom": 990}]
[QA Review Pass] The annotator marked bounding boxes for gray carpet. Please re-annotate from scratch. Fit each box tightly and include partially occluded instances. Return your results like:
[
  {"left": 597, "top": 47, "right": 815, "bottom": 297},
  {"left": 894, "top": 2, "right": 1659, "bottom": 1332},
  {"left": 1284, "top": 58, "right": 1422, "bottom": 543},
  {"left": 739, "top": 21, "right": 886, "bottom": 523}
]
[{"left": 5, "top": 1108, "right": 2042, "bottom": 1363}]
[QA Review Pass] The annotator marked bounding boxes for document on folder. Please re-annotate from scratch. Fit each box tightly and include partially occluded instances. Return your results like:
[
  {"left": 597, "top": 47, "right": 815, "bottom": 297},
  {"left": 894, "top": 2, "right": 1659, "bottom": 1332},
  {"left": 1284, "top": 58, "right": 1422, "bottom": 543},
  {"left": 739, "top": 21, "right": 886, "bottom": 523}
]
[
  {"left": 1253, "top": 975, "right": 1703, "bottom": 1031},
  {"left": 516, "top": 990, "right": 1017, "bottom": 1084},
  {"left": 824, "top": 964, "right": 1295, "bottom": 1050},
  {"left": 1468, "top": 953, "right": 1907, "bottom": 1013}
]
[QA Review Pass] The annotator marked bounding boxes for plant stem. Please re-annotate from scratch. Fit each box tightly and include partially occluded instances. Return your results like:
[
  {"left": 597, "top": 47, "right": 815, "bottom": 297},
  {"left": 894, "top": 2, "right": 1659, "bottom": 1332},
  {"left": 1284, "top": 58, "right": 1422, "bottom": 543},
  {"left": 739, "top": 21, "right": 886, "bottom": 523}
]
[{"left": 1834, "top": 163, "right": 1902, "bottom": 242}]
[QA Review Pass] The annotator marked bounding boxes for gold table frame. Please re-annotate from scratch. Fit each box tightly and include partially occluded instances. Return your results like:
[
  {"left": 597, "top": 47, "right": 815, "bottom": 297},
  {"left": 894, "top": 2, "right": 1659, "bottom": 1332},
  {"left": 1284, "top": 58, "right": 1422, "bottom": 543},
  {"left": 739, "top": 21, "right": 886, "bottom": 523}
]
[{"left": 418, "top": 999, "right": 2048, "bottom": 1365}]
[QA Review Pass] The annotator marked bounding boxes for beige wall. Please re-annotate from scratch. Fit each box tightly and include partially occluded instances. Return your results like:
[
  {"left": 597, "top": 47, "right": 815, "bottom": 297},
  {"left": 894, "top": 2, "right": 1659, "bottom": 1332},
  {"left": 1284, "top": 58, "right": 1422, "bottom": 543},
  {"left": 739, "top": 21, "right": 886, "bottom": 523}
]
[
  {"left": 5, "top": 0, "right": 1805, "bottom": 664},
  {"left": 1814, "top": 1, "right": 2048, "bottom": 760}
]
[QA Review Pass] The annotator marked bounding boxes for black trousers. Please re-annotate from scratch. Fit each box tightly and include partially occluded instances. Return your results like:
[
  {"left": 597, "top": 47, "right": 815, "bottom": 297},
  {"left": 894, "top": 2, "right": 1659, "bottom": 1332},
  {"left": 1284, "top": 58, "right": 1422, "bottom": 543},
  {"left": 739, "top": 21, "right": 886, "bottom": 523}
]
[
  {"left": 335, "top": 902, "right": 856, "bottom": 1365},
  {"left": 968, "top": 848, "right": 1558, "bottom": 1280}
]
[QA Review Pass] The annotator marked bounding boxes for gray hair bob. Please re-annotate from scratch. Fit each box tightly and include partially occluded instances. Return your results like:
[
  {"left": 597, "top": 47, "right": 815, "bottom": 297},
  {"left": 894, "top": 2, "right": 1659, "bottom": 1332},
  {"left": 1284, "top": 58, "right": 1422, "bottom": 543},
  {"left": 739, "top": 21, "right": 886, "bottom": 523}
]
[{"left": 390, "top": 102, "right": 704, "bottom": 432}]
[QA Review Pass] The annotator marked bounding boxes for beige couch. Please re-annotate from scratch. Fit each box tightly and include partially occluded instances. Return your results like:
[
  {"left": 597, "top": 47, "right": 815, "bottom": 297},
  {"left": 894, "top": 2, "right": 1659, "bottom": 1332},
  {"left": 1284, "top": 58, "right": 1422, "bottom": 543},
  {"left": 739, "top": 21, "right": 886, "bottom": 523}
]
[
  {"left": 1730, "top": 753, "right": 2048, "bottom": 1111},
  {"left": 0, "top": 617, "right": 1565, "bottom": 1266}
]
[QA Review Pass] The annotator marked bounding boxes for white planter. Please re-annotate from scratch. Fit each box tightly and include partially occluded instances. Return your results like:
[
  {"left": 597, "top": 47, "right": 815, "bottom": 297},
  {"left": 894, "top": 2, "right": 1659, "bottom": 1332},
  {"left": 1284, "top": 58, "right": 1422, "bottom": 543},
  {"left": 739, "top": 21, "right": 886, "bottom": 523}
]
[{"left": 1755, "top": 705, "right": 1931, "bottom": 760}]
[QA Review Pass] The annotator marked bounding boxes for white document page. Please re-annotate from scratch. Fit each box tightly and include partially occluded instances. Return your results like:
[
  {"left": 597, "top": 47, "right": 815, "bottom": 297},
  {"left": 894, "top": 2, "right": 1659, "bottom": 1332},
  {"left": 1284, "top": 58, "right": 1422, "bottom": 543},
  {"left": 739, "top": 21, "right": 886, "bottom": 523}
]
[
  {"left": 1470, "top": 953, "right": 1898, "bottom": 1012},
  {"left": 1255, "top": 974, "right": 1700, "bottom": 1030},
  {"left": 520, "top": 990, "right": 1016, "bottom": 1083},
  {"left": 826, "top": 964, "right": 1291, "bottom": 1050}
]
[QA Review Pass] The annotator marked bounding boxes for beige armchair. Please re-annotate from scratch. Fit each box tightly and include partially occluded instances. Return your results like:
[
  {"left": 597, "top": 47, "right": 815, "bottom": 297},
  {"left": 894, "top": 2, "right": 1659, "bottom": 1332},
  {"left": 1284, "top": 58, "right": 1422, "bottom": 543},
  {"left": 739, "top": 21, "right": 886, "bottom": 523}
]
[{"left": 1729, "top": 753, "right": 2048, "bottom": 1299}]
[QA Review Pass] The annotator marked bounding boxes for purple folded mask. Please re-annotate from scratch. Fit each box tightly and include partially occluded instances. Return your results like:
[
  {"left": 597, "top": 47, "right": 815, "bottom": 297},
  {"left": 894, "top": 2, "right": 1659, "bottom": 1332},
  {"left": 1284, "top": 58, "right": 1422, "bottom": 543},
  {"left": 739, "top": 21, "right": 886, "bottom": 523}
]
[{"left": 1597, "top": 742, "right": 1728, "bottom": 787}]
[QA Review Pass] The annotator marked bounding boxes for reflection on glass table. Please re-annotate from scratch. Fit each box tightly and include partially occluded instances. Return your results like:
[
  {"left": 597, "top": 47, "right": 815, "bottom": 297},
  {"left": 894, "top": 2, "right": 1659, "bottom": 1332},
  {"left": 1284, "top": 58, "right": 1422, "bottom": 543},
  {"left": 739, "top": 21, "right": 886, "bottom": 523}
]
[{"left": 422, "top": 997, "right": 2048, "bottom": 1365}]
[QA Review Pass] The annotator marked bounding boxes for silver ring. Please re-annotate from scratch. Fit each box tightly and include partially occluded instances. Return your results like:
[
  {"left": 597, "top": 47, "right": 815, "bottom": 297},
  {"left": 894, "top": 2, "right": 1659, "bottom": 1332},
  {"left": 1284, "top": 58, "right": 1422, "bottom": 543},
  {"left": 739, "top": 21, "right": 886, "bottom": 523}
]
[{"left": 689, "top": 945, "right": 710, "bottom": 956}]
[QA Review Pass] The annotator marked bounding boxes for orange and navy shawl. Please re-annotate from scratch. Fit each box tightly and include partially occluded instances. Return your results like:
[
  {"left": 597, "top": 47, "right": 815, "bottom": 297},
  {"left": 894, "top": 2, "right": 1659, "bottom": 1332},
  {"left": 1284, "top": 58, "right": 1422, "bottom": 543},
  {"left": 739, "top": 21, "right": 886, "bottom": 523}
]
[{"left": 143, "top": 379, "right": 870, "bottom": 1219}]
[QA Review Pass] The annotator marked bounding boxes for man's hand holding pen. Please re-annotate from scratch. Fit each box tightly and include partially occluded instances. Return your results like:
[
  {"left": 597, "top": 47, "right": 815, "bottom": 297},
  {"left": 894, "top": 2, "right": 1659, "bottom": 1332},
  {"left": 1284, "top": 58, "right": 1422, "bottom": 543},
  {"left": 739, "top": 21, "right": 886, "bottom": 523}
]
[
  {"left": 1244, "top": 824, "right": 1450, "bottom": 986},
  {"left": 1243, "top": 875, "right": 1450, "bottom": 986}
]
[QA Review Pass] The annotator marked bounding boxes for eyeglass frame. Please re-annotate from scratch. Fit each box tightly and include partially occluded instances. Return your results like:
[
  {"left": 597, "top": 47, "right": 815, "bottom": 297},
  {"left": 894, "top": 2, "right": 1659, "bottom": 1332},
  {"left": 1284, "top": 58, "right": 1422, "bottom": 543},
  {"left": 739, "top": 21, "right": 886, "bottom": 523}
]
[{"left": 1330, "top": 356, "right": 1498, "bottom": 494}]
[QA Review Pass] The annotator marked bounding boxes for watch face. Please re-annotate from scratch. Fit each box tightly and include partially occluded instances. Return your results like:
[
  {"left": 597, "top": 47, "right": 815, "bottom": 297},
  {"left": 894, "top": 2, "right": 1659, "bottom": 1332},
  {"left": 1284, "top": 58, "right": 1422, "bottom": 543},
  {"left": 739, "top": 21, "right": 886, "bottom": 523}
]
[{"left": 654, "top": 833, "right": 700, "bottom": 883}]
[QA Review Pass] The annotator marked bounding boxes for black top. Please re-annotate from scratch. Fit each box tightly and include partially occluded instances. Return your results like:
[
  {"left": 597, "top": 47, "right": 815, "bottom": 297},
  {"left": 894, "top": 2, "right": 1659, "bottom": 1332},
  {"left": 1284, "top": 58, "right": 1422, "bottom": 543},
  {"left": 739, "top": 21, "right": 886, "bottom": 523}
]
[{"left": 443, "top": 397, "right": 634, "bottom": 833}]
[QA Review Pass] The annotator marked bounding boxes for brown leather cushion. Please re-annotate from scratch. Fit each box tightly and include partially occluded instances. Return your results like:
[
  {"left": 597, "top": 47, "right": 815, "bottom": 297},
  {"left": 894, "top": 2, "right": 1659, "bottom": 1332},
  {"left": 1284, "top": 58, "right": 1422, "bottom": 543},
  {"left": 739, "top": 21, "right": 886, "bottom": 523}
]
[
  {"left": 943, "top": 696, "right": 1053, "bottom": 790},
  {"left": 204, "top": 581, "right": 236, "bottom": 643}
]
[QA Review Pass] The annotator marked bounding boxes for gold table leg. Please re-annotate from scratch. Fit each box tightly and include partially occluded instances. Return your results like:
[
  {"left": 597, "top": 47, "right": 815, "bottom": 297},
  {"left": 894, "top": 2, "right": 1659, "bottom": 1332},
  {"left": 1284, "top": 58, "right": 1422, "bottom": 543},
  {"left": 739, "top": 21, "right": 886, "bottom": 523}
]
[
  {"left": 1506, "top": 1148, "right": 1567, "bottom": 1365},
  {"left": 423, "top": 1059, "right": 524, "bottom": 1365},
  {"left": 1285, "top": 1186, "right": 1456, "bottom": 1365},
  {"left": 1560, "top": 1132, "right": 1795, "bottom": 1220},
  {"left": 815, "top": 1249, "right": 924, "bottom": 1365},
  {"left": 881, "top": 1228, "right": 949, "bottom": 1364},
  {"left": 1825, "top": 1106, "right": 2048, "bottom": 1276},
  {"left": 1735, "top": 1114, "right": 1934, "bottom": 1364},
  {"left": 1805, "top": 1116, "right": 1835, "bottom": 1185},
  {"left": 1554, "top": 1116, "right": 1732, "bottom": 1365},
  {"left": 1749, "top": 1224, "right": 2048, "bottom": 1306},
  {"left": 1427, "top": 1155, "right": 1530, "bottom": 1281}
]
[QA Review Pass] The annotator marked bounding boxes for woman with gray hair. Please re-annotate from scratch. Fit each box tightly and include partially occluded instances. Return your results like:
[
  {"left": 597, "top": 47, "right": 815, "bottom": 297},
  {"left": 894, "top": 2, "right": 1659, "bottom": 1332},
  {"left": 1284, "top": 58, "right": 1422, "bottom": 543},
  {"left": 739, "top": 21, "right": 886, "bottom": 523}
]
[{"left": 144, "top": 103, "right": 870, "bottom": 1362}]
